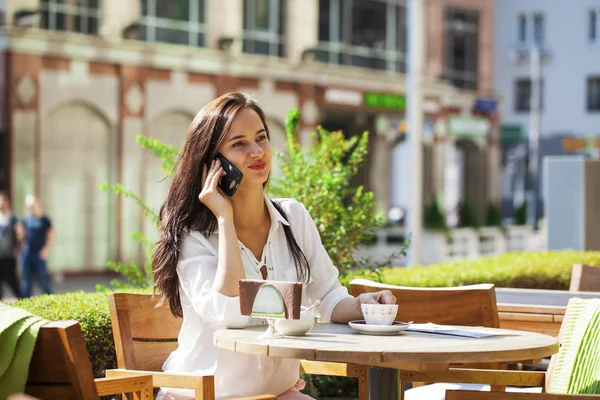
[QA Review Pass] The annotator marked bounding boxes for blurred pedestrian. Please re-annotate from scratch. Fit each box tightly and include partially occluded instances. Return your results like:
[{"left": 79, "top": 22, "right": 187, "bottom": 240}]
[
  {"left": 21, "top": 194, "right": 54, "bottom": 298},
  {"left": 0, "top": 192, "right": 23, "bottom": 300}
]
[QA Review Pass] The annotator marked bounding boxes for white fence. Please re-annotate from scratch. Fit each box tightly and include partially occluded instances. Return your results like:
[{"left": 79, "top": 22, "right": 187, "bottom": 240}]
[{"left": 355, "top": 224, "right": 547, "bottom": 266}]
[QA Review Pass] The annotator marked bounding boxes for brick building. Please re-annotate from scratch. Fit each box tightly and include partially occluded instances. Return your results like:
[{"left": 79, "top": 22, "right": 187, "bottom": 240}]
[{"left": 0, "top": 0, "right": 499, "bottom": 272}]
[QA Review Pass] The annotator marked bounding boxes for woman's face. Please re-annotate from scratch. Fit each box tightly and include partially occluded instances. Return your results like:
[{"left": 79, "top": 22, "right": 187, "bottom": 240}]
[{"left": 217, "top": 107, "right": 271, "bottom": 188}]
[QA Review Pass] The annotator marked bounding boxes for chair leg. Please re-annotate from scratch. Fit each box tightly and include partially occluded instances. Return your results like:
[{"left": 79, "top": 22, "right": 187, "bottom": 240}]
[
  {"left": 399, "top": 379, "right": 406, "bottom": 400},
  {"left": 490, "top": 362, "right": 507, "bottom": 392},
  {"left": 134, "top": 379, "right": 153, "bottom": 400}
]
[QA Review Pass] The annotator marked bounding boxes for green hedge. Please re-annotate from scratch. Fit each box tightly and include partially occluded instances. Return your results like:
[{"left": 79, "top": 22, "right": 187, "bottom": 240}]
[
  {"left": 14, "top": 291, "right": 115, "bottom": 378},
  {"left": 379, "top": 251, "right": 600, "bottom": 289}
]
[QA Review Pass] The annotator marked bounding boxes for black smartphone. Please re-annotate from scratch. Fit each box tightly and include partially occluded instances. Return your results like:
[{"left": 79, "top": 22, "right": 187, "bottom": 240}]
[{"left": 215, "top": 153, "right": 243, "bottom": 196}]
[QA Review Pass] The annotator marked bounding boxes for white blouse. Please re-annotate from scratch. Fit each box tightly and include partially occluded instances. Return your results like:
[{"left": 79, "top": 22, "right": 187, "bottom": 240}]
[{"left": 161, "top": 196, "right": 353, "bottom": 399}]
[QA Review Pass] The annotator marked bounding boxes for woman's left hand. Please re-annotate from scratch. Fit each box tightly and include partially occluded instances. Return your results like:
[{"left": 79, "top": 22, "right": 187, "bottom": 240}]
[{"left": 357, "top": 290, "right": 397, "bottom": 305}]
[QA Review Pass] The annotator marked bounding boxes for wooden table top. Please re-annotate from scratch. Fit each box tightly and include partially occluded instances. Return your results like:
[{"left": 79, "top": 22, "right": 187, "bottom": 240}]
[{"left": 214, "top": 323, "right": 559, "bottom": 370}]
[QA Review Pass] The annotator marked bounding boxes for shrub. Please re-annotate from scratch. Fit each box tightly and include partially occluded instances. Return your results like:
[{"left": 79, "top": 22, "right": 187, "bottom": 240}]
[
  {"left": 378, "top": 251, "right": 600, "bottom": 290},
  {"left": 14, "top": 292, "right": 115, "bottom": 378},
  {"left": 99, "top": 135, "right": 173, "bottom": 291},
  {"left": 485, "top": 202, "right": 502, "bottom": 227},
  {"left": 424, "top": 196, "right": 447, "bottom": 230},
  {"left": 513, "top": 202, "right": 527, "bottom": 225},
  {"left": 268, "top": 109, "right": 385, "bottom": 273},
  {"left": 458, "top": 199, "right": 480, "bottom": 228}
]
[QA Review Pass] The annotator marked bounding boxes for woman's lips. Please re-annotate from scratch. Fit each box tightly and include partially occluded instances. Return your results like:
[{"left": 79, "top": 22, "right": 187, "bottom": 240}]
[{"left": 249, "top": 162, "right": 266, "bottom": 171}]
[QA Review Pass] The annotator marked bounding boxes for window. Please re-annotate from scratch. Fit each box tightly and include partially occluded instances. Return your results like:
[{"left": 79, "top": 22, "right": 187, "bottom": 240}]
[
  {"left": 317, "top": 0, "right": 406, "bottom": 73},
  {"left": 517, "top": 13, "right": 544, "bottom": 47},
  {"left": 243, "top": 0, "right": 285, "bottom": 57},
  {"left": 40, "top": 0, "right": 101, "bottom": 35},
  {"left": 515, "top": 78, "right": 544, "bottom": 112},
  {"left": 533, "top": 14, "right": 544, "bottom": 46},
  {"left": 141, "top": 0, "right": 206, "bottom": 46},
  {"left": 587, "top": 77, "right": 600, "bottom": 111},
  {"left": 518, "top": 15, "right": 527, "bottom": 43},
  {"left": 444, "top": 7, "right": 479, "bottom": 90},
  {"left": 590, "top": 9, "right": 599, "bottom": 42}
]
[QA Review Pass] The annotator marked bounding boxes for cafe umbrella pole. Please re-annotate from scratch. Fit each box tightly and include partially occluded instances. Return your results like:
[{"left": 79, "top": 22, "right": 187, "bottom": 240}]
[{"left": 526, "top": 46, "right": 541, "bottom": 230}]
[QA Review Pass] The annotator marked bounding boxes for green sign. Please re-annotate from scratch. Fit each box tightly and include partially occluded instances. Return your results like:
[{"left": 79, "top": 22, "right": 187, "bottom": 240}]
[
  {"left": 448, "top": 116, "right": 490, "bottom": 138},
  {"left": 363, "top": 92, "right": 407, "bottom": 111},
  {"left": 501, "top": 124, "right": 524, "bottom": 144}
]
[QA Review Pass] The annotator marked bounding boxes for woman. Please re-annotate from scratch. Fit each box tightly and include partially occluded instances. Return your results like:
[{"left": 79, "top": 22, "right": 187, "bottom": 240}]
[
  {"left": 153, "top": 92, "right": 395, "bottom": 399},
  {"left": 0, "top": 192, "right": 23, "bottom": 300},
  {"left": 21, "top": 194, "right": 54, "bottom": 298}
]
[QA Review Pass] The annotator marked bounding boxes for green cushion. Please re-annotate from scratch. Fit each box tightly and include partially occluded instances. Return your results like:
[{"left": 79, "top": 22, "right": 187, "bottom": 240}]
[
  {"left": 548, "top": 298, "right": 600, "bottom": 394},
  {"left": 0, "top": 302, "right": 46, "bottom": 399}
]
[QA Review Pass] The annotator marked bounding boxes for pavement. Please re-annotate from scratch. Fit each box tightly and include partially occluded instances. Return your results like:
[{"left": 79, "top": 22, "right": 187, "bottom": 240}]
[{"left": 0, "top": 272, "right": 119, "bottom": 302}]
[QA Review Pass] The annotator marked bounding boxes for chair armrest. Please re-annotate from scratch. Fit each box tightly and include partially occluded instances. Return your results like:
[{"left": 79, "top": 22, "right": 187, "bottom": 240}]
[
  {"left": 106, "top": 369, "right": 277, "bottom": 400},
  {"left": 446, "top": 389, "right": 600, "bottom": 400},
  {"left": 94, "top": 373, "right": 153, "bottom": 397},
  {"left": 106, "top": 368, "right": 211, "bottom": 389},
  {"left": 401, "top": 368, "right": 546, "bottom": 387}
]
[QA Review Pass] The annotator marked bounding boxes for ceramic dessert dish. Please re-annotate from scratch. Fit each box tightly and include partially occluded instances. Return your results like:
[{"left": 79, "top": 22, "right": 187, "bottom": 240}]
[{"left": 274, "top": 308, "right": 316, "bottom": 336}]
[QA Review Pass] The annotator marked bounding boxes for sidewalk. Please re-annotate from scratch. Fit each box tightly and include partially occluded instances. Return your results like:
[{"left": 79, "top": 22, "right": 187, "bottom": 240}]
[{"left": 0, "top": 272, "right": 120, "bottom": 302}]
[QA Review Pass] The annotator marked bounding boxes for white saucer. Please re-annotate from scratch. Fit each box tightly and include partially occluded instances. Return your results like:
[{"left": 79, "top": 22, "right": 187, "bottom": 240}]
[{"left": 348, "top": 320, "right": 411, "bottom": 336}]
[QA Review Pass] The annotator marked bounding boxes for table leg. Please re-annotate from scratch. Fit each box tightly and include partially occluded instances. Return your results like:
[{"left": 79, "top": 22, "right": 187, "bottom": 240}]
[{"left": 368, "top": 366, "right": 400, "bottom": 400}]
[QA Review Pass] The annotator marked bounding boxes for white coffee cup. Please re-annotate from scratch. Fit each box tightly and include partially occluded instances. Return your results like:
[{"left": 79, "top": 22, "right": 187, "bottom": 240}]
[{"left": 361, "top": 303, "right": 399, "bottom": 325}]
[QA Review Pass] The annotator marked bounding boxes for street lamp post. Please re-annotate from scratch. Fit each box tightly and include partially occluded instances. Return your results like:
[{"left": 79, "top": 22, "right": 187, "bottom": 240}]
[
  {"left": 527, "top": 46, "right": 541, "bottom": 230},
  {"left": 406, "top": 0, "right": 425, "bottom": 264}
]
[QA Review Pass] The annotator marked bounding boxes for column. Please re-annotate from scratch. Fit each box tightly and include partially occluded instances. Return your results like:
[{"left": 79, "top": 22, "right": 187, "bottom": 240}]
[
  {"left": 207, "top": 0, "right": 244, "bottom": 52},
  {"left": 285, "top": 0, "right": 319, "bottom": 63},
  {"left": 101, "top": 0, "right": 141, "bottom": 42}
]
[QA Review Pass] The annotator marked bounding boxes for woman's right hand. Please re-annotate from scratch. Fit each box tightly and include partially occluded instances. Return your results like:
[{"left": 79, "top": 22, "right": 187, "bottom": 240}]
[{"left": 198, "top": 159, "right": 233, "bottom": 219}]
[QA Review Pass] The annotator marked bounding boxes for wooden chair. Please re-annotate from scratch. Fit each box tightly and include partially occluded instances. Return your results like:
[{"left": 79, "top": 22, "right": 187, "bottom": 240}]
[
  {"left": 445, "top": 298, "right": 600, "bottom": 400},
  {"left": 348, "top": 279, "right": 507, "bottom": 397},
  {"left": 107, "top": 292, "right": 281, "bottom": 399},
  {"left": 349, "top": 279, "right": 500, "bottom": 328},
  {"left": 447, "top": 391, "right": 600, "bottom": 400},
  {"left": 498, "top": 303, "right": 565, "bottom": 337},
  {"left": 569, "top": 264, "right": 600, "bottom": 292},
  {"left": 24, "top": 320, "right": 153, "bottom": 400}
]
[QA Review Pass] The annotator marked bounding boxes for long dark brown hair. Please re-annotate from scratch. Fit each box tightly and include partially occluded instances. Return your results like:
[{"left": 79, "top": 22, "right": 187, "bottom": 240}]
[{"left": 153, "top": 92, "right": 310, "bottom": 317}]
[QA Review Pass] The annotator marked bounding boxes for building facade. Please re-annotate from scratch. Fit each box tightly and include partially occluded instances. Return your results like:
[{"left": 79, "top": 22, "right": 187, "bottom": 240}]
[
  {"left": 1, "top": 0, "right": 498, "bottom": 272},
  {"left": 494, "top": 0, "right": 600, "bottom": 220}
]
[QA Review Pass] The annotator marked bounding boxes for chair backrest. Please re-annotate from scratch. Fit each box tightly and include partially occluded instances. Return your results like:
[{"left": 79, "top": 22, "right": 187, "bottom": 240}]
[
  {"left": 545, "top": 298, "right": 600, "bottom": 394},
  {"left": 349, "top": 279, "right": 500, "bottom": 328},
  {"left": 108, "top": 293, "right": 182, "bottom": 371},
  {"left": 569, "top": 264, "right": 600, "bottom": 292},
  {"left": 26, "top": 321, "right": 99, "bottom": 400}
]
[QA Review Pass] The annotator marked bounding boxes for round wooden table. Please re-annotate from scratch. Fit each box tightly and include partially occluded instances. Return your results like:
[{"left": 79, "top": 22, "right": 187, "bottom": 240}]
[{"left": 214, "top": 323, "right": 559, "bottom": 400}]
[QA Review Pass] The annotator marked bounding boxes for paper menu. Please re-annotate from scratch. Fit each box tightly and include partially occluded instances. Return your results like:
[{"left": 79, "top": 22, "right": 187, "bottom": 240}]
[{"left": 405, "top": 323, "right": 519, "bottom": 338}]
